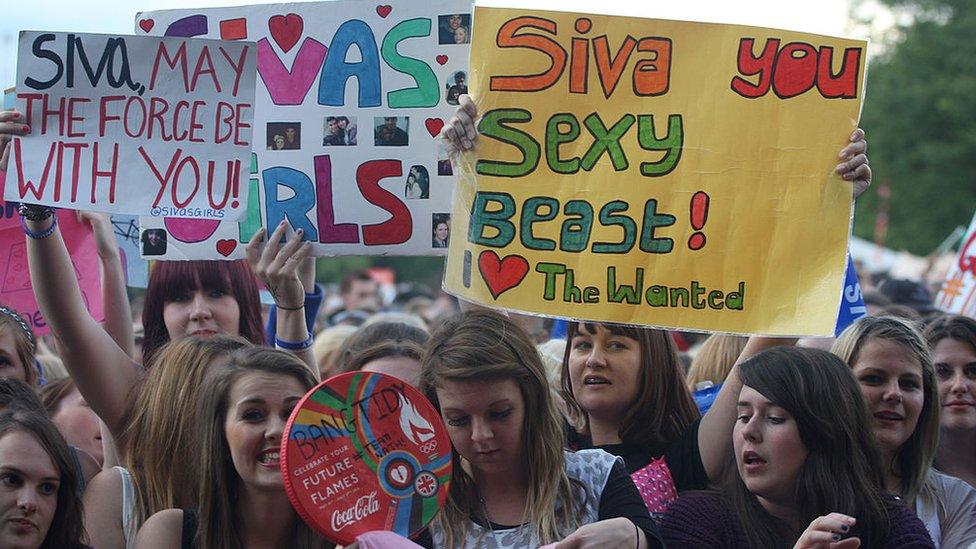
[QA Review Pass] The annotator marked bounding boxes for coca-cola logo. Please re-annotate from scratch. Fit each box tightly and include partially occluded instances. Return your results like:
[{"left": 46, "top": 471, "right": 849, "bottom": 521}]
[{"left": 330, "top": 491, "right": 380, "bottom": 531}]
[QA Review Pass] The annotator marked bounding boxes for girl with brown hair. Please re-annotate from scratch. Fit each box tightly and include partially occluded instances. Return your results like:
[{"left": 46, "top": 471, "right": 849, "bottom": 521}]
[
  {"left": 134, "top": 347, "right": 327, "bottom": 549},
  {"left": 417, "top": 310, "right": 661, "bottom": 548},
  {"left": 833, "top": 315, "right": 976, "bottom": 547},
  {"left": 0, "top": 409, "right": 89, "bottom": 549},
  {"left": 660, "top": 347, "right": 933, "bottom": 548}
]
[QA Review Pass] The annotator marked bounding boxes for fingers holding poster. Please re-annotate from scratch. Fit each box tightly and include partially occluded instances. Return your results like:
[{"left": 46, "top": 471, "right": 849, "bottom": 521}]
[
  {"left": 444, "top": 7, "right": 868, "bottom": 336},
  {"left": 6, "top": 31, "right": 256, "bottom": 220}
]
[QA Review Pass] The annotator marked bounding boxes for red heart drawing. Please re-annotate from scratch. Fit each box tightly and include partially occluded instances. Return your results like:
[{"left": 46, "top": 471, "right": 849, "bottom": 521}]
[
  {"left": 435, "top": 54, "right": 448, "bottom": 65},
  {"left": 268, "top": 13, "right": 303, "bottom": 53},
  {"left": 425, "top": 118, "right": 444, "bottom": 138},
  {"left": 478, "top": 251, "right": 529, "bottom": 299},
  {"left": 216, "top": 239, "right": 237, "bottom": 257},
  {"left": 375, "top": 5, "right": 393, "bottom": 18},
  {"left": 139, "top": 19, "right": 155, "bottom": 33}
]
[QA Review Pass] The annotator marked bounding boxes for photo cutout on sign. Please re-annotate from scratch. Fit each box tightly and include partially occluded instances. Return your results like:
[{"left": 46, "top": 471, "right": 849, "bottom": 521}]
[
  {"left": 374, "top": 117, "right": 410, "bottom": 146},
  {"left": 267, "top": 122, "right": 301, "bottom": 150},
  {"left": 405, "top": 165, "right": 430, "bottom": 200},
  {"left": 445, "top": 71, "right": 468, "bottom": 106},
  {"left": 141, "top": 228, "right": 168, "bottom": 256},
  {"left": 437, "top": 143, "right": 453, "bottom": 176},
  {"left": 438, "top": 14, "right": 471, "bottom": 45},
  {"left": 323, "top": 115, "right": 357, "bottom": 146},
  {"left": 432, "top": 213, "right": 450, "bottom": 248}
]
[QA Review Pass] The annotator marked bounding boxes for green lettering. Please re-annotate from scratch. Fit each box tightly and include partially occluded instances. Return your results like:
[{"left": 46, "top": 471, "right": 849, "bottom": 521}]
[
  {"left": 583, "top": 287, "right": 600, "bottom": 303},
  {"left": 546, "top": 113, "right": 581, "bottom": 174},
  {"left": 607, "top": 266, "right": 643, "bottom": 304},
  {"left": 382, "top": 19, "right": 440, "bottom": 108},
  {"left": 477, "top": 108, "right": 540, "bottom": 178},
  {"left": 707, "top": 290, "right": 724, "bottom": 309},
  {"left": 637, "top": 114, "right": 683, "bottom": 176},
  {"left": 691, "top": 281, "right": 706, "bottom": 309},
  {"left": 726, "top": 282, "right": 745, "bottom": 310},
  {"left": 535, "top": 262, "right": 566, "bottom": 301},
  {"left": 646, "top": 285, "right": 668, "bottom": 307},
  {"left": 581, "top": 113, "right": 635, "bottom": 171}
]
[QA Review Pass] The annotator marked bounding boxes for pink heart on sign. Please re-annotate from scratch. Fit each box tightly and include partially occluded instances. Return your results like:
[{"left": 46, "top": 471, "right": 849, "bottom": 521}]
[
  {"left": 436, "top": 54, "right": 448, "bottom": 65},
  {"left": 268, "top": 13, "right": 303, "bottom": 53},
  {"left": 139, "top": 19, "right": 155, "bottom": 33},
  {"left": 425, "top": 118, "right": 444, "bottom": 138},
  {"left": 216, "top": 239, "right": 237, "bottom": 257},
  {"left": 375, "top": 5, "right": 392, "bottom": 18}
]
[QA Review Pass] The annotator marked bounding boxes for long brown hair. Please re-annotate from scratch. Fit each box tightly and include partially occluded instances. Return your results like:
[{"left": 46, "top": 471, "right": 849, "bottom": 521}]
[
  {"left": 562, "top": 322, "right": 700, "bottom": 447},
  {"left": 421, "top": 310, "right": 584, "bottom": 547},
  {"left": 831, "top": 315, "right": 939, "bottom": 504},
  {"left": 195, "top": 346, "right": 323, "bottom": 549},
  {"left": 730, "top": 347, "right": 890, "bottom": 548},
  {"left": 0, "top": 410, "right": 88, "bottom": 548},
  {"left": 119, "top": 335, "right": 251, "bottom": 526}
]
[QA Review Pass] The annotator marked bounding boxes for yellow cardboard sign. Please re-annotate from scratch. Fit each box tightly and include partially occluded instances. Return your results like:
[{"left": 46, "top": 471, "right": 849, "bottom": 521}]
[{"left": 445, "top": 7, "right": 867, "bottom": 336}]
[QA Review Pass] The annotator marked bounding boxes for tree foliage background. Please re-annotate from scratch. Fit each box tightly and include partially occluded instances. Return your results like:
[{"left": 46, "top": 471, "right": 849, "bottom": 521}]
[{"left": 855, "top": 0, "right": 976, "bottom": 255}]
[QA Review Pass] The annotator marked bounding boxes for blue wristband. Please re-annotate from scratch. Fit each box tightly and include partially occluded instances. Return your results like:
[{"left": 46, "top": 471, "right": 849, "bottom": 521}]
[
  {"left": 20, "top": 215, "right": 58, "bottom": 239},
  {"left": 275, "top": 333, "right": 313, "bottom": 350}
]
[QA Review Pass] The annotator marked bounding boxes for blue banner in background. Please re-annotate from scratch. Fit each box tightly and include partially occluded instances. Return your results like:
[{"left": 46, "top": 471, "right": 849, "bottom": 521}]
[
  {"left": 111, "top": 215, "right": 148, "bottom": 288},
  {"left": 835, "top": 252, "right": 867, "bottom": 336}
]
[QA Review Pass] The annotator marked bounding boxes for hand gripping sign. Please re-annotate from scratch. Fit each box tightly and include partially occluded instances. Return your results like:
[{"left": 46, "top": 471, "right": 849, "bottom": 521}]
[{"left": 282, "top": 372, "right": 451, "bottom": 545}]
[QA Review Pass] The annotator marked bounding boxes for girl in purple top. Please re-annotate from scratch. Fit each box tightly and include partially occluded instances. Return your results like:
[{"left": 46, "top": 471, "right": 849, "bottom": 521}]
[{"left": 660, "top": 347, "right": 933, "bottom": 548}]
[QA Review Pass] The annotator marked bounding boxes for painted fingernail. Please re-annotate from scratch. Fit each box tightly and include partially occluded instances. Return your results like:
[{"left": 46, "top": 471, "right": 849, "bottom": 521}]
[
  {"left": 296, "top": 228, "right": 304, "bottom": 236},
  {"left": 841, "top": 525, "right": 849, "bottom": 532},
  {"left": 833, "top": 534, "right": 841, "bottom": 541},
  {"left": 843, "top": 172, "right": 854, "bottom": 180},
  {"left": 22, "top": 125, "right": 30, "bottom": 134}
]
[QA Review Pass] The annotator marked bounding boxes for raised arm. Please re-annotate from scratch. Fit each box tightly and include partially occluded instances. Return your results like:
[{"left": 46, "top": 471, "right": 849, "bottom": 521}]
[
  {"left": 698, "top": 129, "right": 872, "bottom": 483},
  {"left": 245, "top": 221, "right": 318, "bottom": 379},
  {"left": 2, "top": 111, "right": 140, "bottom": 436},
  {"left": 79, "top": 211, "right": 135, "bottom": 358},
  {"left": 698, "top": 336, "right": 798, "bottom": 482},
  {"left": 23, "top": 211, "right": 141, "bottom": 435}
]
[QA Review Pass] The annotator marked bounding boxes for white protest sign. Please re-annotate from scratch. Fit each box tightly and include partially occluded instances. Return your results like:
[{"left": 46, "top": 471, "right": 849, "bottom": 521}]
[
  {"left": 136, "top": 1, "right": 470, "bottom": 259},
  {"left": 936, "top": 209, "right": 976, "bottom": 317},
  {"left": 7, "top": 31, "right": 256, "bottom": 220}
]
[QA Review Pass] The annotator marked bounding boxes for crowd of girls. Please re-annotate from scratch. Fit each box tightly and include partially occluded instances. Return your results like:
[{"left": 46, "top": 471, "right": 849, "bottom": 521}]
[{"left": 0, "top": 91, "right": 971, "bottom": 549}]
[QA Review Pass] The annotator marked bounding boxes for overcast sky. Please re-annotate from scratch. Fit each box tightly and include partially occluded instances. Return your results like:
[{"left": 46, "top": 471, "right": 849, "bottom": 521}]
[{"left": 1, "top": 0, "right": 857, "bottom": 89}]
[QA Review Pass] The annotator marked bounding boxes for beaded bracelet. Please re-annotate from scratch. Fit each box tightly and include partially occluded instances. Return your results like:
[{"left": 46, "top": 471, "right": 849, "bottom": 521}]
[
  {"left": 276, "top": 333, "right": 313, "bottom": 350},
  {"left": 17, "top": 203, "right": 55, "bottom": 221},
  {"left": 20, "top": 215, "right": 58, "bottom": 239}
]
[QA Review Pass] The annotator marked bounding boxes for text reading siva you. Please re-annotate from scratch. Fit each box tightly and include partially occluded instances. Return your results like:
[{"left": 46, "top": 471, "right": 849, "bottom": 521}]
[
  {"left": 477, "top": 17, "right": 862, "bottom": 179},
  {"left": 537, "top": 263, "right": 745, "bottom": 311}
]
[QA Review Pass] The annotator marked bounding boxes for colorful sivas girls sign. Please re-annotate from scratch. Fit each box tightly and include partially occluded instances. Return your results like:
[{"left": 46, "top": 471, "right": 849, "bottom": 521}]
[
  {"left": 282, "top": 372, "right": 451, "bottom": 545},
  {"left": 136, "top": 1, "right": 471, "bottom": 259},
  {"left": 7, "top": 31, "right": 256, "bottom": 219}
]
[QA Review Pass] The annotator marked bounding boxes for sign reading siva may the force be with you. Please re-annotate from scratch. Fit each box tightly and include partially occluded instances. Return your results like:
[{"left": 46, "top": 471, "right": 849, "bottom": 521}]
[
  {"left": 137, "top": 1, "right": 471, "bottom": 259},
  {"left": 445, "top": 7, "right": 868, "bottom": 336},
  {"left": 7, "top": 31, "right": 256, "bottom": 220}
]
